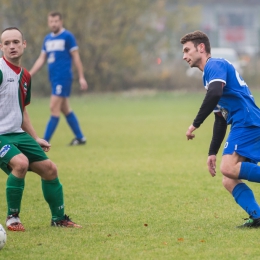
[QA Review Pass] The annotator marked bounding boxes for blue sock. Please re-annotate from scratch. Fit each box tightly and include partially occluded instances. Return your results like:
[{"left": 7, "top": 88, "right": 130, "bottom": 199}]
[
  {"left": 239, "top": 162, "right": 260, "bottom": 183},
  {"left": 232, "top": 183, "right": 260, "bottom": 219},
  {"left": 66, "top": 112, "right": 84, "bottom": 139},
  {"left": 44, "top": 116, "right": 60, "bottom": 142}
]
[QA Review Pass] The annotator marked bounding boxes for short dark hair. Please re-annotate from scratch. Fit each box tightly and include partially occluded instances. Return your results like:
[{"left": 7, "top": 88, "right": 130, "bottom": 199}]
[
  {"left": 48, "top": 11, "right": 62, "bottom": 20},
  {"left": 1, "top": 27, "right": 24, "bottom": 40},
  {"left": 180, "top": 30, "right": 211, "bottom": 54}
]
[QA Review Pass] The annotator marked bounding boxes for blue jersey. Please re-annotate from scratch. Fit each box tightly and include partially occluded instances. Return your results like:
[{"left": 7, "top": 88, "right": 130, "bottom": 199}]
[
  {"left": 203, "top": 58, "right": 260, "bottom": 128},
  {"left": 42, "top": 28, "right": 78, "bottom": 82}
]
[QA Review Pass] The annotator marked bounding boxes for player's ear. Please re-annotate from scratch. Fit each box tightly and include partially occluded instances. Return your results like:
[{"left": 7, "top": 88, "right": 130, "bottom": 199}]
[
  {"left": 198, "top": 43, "right": 205, "bottom": 53},
  {"left": 23, "top": 40, "right": 27, "bottom": 48}
]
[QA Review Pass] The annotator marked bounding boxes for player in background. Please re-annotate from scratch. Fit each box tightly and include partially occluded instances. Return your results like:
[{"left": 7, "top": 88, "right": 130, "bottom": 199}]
[
  {"left": 0, "top": 27, "right": 81, "bottom": 231},
  {"left": 29, "top": 11, "right": 88, "bottom": 146},
  {"left": 181, "top": 30, "right": 260, "bottom": 228}
]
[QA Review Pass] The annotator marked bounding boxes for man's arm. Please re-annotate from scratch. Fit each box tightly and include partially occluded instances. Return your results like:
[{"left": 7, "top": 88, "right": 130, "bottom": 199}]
[
  {"left": 193, "top": 81, "right": 224, "bottom": 128},
  {"left": 71, "top": 49, "right": 88, "bottom": 90},
  {"left": 208, "top": 113, "right": 227, "bottom": 156},
  {"left": 186, "top": 81, "right": 224, "bottom": 140},
  {"left": 29, "top": 52, "right": 47, "bottom": 76},
  {"left": 22, "top": 108, "right": 51, "bottom": 152},
  {"left": 207, "top": 113, "right": 227, "bottom": 177}
]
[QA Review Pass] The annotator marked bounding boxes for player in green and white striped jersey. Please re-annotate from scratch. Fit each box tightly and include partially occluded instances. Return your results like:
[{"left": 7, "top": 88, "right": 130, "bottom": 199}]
[{"left": 0, "top": 27, "right": 81, "bottom": 231}]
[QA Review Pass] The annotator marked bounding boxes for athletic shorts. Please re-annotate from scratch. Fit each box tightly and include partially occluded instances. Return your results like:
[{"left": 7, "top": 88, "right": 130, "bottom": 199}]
[
  {"left": 223, "top": 126, "right": 260, "bottom": 164},
  {"left": 0, "top": 132, "right": 48, "bottom": 175},
  {"left": 51, "top": 79, "right": 73, "bottom": 97}
]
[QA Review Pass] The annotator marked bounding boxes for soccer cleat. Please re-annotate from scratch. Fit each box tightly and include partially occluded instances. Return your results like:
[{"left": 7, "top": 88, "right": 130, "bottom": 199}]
[
  {"left": 51, "top": 214, "right": 82, "bottom": 228},
  {"left": 69, "top": 137, "right": 86, "bottom": 146},
  {"left": 236, "top": 217, "right": 260, "bottom": 228},
  {"left": 6, "top": 214, "right": 25, "bottom": 231}
]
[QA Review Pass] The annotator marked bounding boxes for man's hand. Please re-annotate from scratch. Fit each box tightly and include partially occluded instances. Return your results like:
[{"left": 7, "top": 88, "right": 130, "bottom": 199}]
[
  {"left": 36, "top": 137, "right": 51, "bottom": 152},
  {"left": 79, "top": 78, "right": 88, "bottom": 91},
  {"left": 207, "top": 155, "right": 217, "bottom": 177},
  {"left": 186, "top": 124, "right": 196, "bottom": 140}
]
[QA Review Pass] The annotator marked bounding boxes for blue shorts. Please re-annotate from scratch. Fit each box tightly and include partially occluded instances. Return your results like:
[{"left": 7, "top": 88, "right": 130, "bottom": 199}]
[
  {"left": 223, "top": 126, "right": 260, "bottom": 164},
  {"left": 51, "top": 79, "right": 72, "bottom": 97}
]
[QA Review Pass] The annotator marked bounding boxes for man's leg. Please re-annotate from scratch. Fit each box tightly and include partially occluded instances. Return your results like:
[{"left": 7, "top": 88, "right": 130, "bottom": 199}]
[
  {"left": 221, "top": 153, "right": 260, "bottom": 183},
  {"left": 238, "top": 162, "right": 260, "bottom": 182},
  {"left": 61, "top": 98, "right": 86, "bottom": 145},
  {"left": 44, "top": 116, "right": 60, "bottom": 142},
  {"left": 43, "top": 95, "right": 63, "bottom": 142},
  {"left": 223, "top": 177, "right": 260, "bottom": 219},
  {"left": 30, "top": 159, "right": 81, "bottom": 227},
  {"left": 30, "top": 159, "right": 64, "bottom": 221},
  {"left": 221, "top": 127, "right": 260, "bottom": 183},
  {"left": 221, "top": 153, "right": 260, "bottom": 227},
  {"left": 6, "top": 153, "right": 28, "bottom": 231}
]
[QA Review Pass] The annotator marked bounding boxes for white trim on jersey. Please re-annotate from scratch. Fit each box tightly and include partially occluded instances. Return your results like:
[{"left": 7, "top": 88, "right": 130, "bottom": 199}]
[
  {"left": 70, "top": 46, "right": 79, "bottom": 53},
  {"left": 50, "top": 28, "right": 65, "bottom": 37},
  {"left": 205, "top": 79, "right": 226, "bottom": 90}
]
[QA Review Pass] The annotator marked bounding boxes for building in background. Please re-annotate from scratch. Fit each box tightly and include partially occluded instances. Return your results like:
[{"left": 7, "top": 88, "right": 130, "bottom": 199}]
[{"left": 189, "top": 0, "right": 260, "bottom": 56}]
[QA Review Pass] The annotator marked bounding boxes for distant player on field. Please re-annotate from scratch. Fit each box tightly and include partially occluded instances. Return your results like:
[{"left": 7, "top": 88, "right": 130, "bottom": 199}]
[
  {"left": 181, "top": 30, "right": 260, "bottom": 228},
  {"left": 30, "top": 11, "right": 88, "bottom": 145},
  {"left": 0, "top": 27, "right": 81, "bottom": 231}
]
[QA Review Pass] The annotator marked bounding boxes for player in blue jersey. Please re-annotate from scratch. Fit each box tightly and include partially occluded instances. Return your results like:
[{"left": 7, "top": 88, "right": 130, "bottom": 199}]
[
  {"left": 29, "top": 11, "right": 88, "bottom": 146},
  {"left": 181, "top": 30, "right": 260, "bottom": 228}
]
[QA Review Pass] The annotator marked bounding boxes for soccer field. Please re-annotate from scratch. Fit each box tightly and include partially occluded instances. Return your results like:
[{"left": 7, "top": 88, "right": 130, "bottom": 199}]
[{"left": 1, "top": 91, "right": 260, "bottom": 259}]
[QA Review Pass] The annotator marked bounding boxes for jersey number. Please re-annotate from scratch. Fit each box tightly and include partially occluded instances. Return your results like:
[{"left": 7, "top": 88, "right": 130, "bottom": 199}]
[{"left": 235, "top": 71, "right": 247, "bottom": 87}]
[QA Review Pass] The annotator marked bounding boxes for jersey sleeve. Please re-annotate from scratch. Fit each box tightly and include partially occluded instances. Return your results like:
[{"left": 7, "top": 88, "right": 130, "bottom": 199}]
[
  {"left": 66, "top": 31, "right": 78, "bottom": 52},
  {"left": 204, "top": 60, "right": 227, "bottom": 85},
  {"left": 0, "top": 70, "right": 3, "bottom": 85},
  {"left": 23, "top": 69, "right": 31, "bottom": 106},
  {"left": 25, "top": 78, "right": 31, "bottom": 106}
]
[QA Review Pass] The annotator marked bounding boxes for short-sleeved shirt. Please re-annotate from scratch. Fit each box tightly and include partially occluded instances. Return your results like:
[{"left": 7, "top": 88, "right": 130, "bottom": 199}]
[
  {"left": 0, "top": 57, "right": 31, "bottom": 135},
  {"left": 41, "top": 28, "right": 78, "bottom": 82},
  {"left": 203, "top": 58, "right": 260, "bottom": 128}
]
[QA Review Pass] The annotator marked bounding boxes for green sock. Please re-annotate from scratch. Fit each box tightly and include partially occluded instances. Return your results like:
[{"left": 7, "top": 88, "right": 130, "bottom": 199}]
[
  {"left": 6, "top": 173, "right": 25, "bottom": 216},
  {"left": 41, "top": 178, "right": 64, "bottom": 221}
]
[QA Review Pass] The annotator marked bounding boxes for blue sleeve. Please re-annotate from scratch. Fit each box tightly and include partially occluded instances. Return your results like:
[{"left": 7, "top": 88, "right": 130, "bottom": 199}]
[
  {"left": 205, "top": 60, "right": 227, "bottom": 84},
  {"left": 66, "top": 32, "right": 78, "bottom": 51}
]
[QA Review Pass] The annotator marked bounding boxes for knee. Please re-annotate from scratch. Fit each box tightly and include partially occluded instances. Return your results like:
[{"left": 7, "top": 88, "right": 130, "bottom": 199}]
[
  {"left": 50, "top": 104, "right": 60, "bottom": 116},
  {"left": 15, "top": 160, "right": 29, "bottom": 175},
  {"left": 31, "top": 159, "right": 58, "bottom": 180},
  {"left": 222, "top": 176, "right": 232, "bottom": 190},
  {"left": 50, "top": 105, "right": 59, "bottom": 114},
  {"left": 10, "top": 155, "right": 29, "bottom": 177},
  {"left": 45, "top": 161, "right": 58, "bottom": 179},
  {"left": 49, "top": 103, "right": 54, "bottom": 112},
  {"left": 61, "top": 105, "right": 71, "bottom": 116},
  {"left": 220, "top": 161, "right": 237, "bottom": 179},
  {"left": 220, "top": 154, "right": 243, "bottom": 179},
  {"left": 222, "top": 176, "right": 242, "bottom": 193}
]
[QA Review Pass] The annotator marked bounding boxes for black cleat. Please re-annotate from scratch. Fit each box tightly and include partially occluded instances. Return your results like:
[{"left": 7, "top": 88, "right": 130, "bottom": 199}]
[
  {"left": 69, "top": 137, "right": 86, "bottom": 146},
  {"left": 237, "top": 217, "right": 260, "bottom": 228},
  {"left": 51, "top": 214, "right": 82, "bottom": 228}
]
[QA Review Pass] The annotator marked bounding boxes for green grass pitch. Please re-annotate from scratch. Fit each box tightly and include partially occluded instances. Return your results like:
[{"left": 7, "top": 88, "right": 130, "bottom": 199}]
[{"left": 1, "top": 91, "right": 260, "bottom": 259}]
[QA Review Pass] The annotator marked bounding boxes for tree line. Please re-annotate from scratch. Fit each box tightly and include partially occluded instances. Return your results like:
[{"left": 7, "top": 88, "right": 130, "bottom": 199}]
[{"left": 0, "top": 0, "right": 201, "bottom": 95}]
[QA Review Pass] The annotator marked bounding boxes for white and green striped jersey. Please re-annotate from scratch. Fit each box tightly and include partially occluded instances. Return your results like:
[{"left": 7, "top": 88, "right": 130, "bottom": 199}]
[{"left": 0, "top": 57, "right": 31, "bottom": 135}]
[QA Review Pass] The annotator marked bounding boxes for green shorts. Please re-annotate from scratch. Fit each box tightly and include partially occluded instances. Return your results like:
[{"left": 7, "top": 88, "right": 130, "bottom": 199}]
[{"left": 0, "top": 132, "right": 48, "bottom": 175}]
